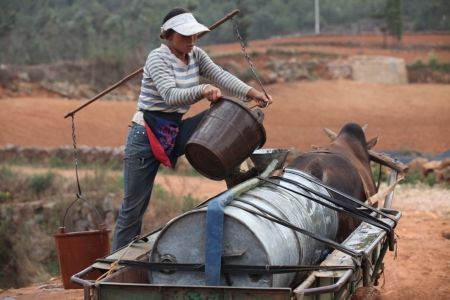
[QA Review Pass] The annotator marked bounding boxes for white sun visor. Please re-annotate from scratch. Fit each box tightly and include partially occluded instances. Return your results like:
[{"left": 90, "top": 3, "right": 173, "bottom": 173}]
[{"left": 161, "top": 13, "right": 210, "bottom": 36}]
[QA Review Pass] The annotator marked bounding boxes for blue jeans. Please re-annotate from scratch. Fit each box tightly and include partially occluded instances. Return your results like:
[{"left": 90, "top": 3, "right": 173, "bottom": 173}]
[{"left": 112, "top": 111, "right": 206, "bottom": 251}]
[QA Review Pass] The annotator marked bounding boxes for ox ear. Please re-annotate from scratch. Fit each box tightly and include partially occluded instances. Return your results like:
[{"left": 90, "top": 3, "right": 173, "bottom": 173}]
[
  {"left": 366, "top": 136, "right": 378, "bottom": 149},
  {"left": 323, "top": 128, "right": 337, "bottom": 141}
]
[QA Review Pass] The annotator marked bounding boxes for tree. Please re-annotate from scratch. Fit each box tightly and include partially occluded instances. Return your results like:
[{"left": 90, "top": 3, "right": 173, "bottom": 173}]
[
  {"left": 234, "top": 0, "right": 252, "bottom": 46},
  {"left": 0, "top": 1, "right": 16, "bottom": 38},
  {"left": 385, "top": 0, "right": 403, "bottom": 43}
]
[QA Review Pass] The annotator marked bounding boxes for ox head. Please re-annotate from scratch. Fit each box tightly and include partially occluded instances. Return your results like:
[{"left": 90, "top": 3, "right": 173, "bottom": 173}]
[
  {"left": 323, "top": 123, "right": 378, "bottom": 151},
  {"left": 330, "top": 123, "right": 378, "bottom": 198}
]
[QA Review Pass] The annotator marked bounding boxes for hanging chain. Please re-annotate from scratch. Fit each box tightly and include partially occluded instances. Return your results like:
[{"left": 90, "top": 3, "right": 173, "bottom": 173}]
[
  {"left": 232, "top": 17, "right": 270, "bottom": 102},
  {"left": 63, "top": 115, "right": 103, "bottom": 229},
  {"left": 71, "top": 115, "right": 82, "bottom": 197}
]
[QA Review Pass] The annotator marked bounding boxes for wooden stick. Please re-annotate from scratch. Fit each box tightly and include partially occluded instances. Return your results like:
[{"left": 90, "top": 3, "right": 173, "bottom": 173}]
[
  {"left": 64, "top": 67, "right": 142, "bottom": 118},
  {"left": 366, "top": 174, "right": 403, "bottom": 206},
  {"left": 64, "top": 9, "right": 240, "bottom": 119}
]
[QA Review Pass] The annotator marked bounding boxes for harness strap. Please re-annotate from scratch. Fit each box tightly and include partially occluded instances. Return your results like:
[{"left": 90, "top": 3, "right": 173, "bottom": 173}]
[
  {"left": 205, "top": 191, "right": 234, "bottom": 285},
  {"left": 230, "top": 199, "right": 361, "bottom": 258},
  {"left": 256, "top": 176, "right": 395, "bottom": 249},
  {"left": 280, "top": 170, "right": 396, "bottom": 223}
]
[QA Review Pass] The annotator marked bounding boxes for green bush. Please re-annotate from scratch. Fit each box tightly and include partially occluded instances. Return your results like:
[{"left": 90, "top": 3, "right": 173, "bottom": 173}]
[
  {"left": 409, "top": 56, "right": 450, "bottom": 73},
  {"left": 425, "top": 173, "right": 437, "bottom": 187},
  {"left": 0, "top": 165, "right": 14, "bottom": 179},
  {"left": 408, "top": 59, "right": 425, "bottom": 70},
  {"left": 429, "top": 55, "right": 440, "bottom": 70},
  {"left": 401, "top": 169, "right": 422, "bottom": 185},
  {"left": 0, "top": 165, "right": 20, "bottom": 201},
  {"left": 0, "top": 220, "right": 15, "bottom": 288},
  {"left": 28, "top": 172, "right": 55, "bottom": 195},
  {"left": 0, "top": 191, "right": 11, "bottom": 202}
]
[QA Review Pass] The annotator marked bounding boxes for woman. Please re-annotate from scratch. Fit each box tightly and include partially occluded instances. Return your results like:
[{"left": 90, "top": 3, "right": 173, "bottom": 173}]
[{"left": 112, "top": 8, "right": 272, "bottom": 250}]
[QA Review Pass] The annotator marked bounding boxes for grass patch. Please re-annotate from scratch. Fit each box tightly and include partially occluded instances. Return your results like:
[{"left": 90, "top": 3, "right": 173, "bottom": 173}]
[
  {"left": 0, "top": 166, "right": 66, "bottom": 202},
  {"left": 237, "top": 67, "right": 257, "bottom": 83},
  {"left": 143, "top": 184, "right": 202, "bottom": 232},
  {"left": 79, "top": 167, "right": 122, "bottom": 194},
  {"left": 371, "top": 163, "right": 388, "bottom": 184},
  {"left": 0, "top": 150, "right": 123, "bottom": 171},
  {"left": 181, "top": 193, "right": 202, "bottom": 213},
  {"left": 48, "top": 156, "right": 70, "bottom": 168}
]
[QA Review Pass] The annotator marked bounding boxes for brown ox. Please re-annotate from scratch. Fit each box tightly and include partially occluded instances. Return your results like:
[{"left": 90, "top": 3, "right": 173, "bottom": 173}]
[{"left": 287, "top": 122, "right": 378, "bottom": 242}]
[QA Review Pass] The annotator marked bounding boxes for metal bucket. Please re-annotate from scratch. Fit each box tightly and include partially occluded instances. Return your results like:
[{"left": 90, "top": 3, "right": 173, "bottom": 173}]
[
  {"left": 149, "top": 169, "right": 338, "bottom": 287},
  {"left": 185, "top": 97, "right": 266, "bottom": 180},
  {"left": 54, "top": 227, "right": 110, "bottom": 289}
]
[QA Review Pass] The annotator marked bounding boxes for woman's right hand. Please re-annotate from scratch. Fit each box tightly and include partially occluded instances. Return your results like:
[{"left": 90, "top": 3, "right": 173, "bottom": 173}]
[
  {"left": 202, "top": 84, "right": 222, "bottom": 103},
  {"left": 247, "top": 88, "right": 273, "bottom": 108}
]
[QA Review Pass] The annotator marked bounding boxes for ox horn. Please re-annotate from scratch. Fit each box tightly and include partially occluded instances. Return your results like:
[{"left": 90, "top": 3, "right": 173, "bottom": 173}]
[
  {"left": 323, "top": 128, "right": 337, "bottom": 141},
  {"left": 361, "top": 124, "right": 378, "bottom": 149},
  {"left": 362, "top": 124, "right": 368, "bottom": 132}
]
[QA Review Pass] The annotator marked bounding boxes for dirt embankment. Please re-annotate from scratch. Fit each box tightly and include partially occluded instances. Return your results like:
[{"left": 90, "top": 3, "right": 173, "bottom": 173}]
[
  {"left": 205, "top": 33, "right": 450, "bottom": 64},
  {"left": 1, "top": 33, "right": 449, "bottom": 101}
]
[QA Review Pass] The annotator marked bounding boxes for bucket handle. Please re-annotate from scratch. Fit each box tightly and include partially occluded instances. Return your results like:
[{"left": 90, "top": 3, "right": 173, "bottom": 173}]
[
  {"left": 248, "top": 101, "right": 271, "bottom": 110},
  {"left": 209, "top": 98, "right": 266, "bottom": 124},
  {"left": 59, "top": 194, "right": 107, "bottom": 234}
]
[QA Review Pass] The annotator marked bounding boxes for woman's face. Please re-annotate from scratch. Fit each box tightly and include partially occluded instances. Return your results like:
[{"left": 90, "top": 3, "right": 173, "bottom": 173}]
[{"left": 168, "top": 32, "right": 198, "bottom": 55}]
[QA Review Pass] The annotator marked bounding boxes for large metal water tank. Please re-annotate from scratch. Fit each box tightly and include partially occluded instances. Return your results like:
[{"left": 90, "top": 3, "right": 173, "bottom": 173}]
[{"left": 149, "top": 169, "right": 338, "bottom": 287}]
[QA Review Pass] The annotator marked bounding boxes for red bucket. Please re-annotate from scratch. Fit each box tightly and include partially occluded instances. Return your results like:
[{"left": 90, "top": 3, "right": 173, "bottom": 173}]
[{"left": 54, "top": 227, "right": 110, "bottom": 289}]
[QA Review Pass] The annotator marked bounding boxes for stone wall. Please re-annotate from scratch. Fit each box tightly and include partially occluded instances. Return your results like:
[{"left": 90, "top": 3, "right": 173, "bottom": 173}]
[
  {"left": 328, "top": 55, "right": 408, "bottom": 84},
  {"left": 0, "top": 144, "right": 125, "bottom": 165},
  {"left": 350, "top": 55, "right": 408, "bottom": 84}
]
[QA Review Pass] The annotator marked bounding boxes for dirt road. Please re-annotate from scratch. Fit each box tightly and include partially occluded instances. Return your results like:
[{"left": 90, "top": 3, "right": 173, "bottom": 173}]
[{"left": 1, "top": 80, "right": 449, "bottom": 154}]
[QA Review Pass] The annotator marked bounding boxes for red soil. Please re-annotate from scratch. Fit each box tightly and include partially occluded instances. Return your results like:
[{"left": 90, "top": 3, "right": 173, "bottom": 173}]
[{"left": 1, "top": 80, "right": 449, "bottom": 154}]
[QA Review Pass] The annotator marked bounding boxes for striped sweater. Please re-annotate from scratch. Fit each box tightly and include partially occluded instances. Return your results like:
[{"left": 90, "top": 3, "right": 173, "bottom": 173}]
[{"left": 136, "top": 44, "right": 251, "bottom": 115}]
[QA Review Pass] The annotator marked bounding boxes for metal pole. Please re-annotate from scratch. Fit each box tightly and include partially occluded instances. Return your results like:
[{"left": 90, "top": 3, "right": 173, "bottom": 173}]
[
  {"left": 315, "top": 0, "right": 320, "bottom": 35},
  {"left": 384, "top": 170, "right": 398, "bottom": 209},
  {"left": 64, "top": 9, "right": 240, "bottom": 119}
]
